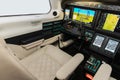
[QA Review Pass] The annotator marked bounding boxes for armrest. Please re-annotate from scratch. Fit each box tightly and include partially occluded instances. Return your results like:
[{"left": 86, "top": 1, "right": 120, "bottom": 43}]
[
  {"left": 59, "top": 39, "right": 74, "bottom": 48},
  {"left": 56, "top": 53, "right": 84, "bottom": 80},
  {"left": 93, "top": 64, "right": 112, "bottom": 80}
]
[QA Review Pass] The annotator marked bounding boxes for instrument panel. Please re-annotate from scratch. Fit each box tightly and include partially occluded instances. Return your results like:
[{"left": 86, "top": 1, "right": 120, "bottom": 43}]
[
  {"left": 63, "top": 4, "right": 120, "bottom": 37},
  {"left": 63, "top": 4, "right": 120, "bottom": 59},
  {"left": 90, "top": 33, "right": 120, "bottom": 58},
  {"left": 62, "top": 3, "right": 120, "bottom": 79}
]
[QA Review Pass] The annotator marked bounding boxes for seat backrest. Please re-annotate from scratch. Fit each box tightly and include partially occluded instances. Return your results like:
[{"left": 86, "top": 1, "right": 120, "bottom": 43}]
[{"left": 0, "top": 38, "right": 36, "bottom": 80}]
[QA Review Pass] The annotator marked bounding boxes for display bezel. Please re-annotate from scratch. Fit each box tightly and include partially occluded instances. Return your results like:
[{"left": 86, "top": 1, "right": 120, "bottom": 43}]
[
  {"left": 97, "top": 12, "right": 120, "bottom": 32},
  {"left": 90, "top": 33, "right": 119, "bottom": 58},
  {"left": 90, "top": 33, "right": 107, "bottom": 56},
  {"left": 63, "top": 5, "right": 73, "bottom": 21},
  {"left": 64, "top": 8, "right": 71, "bottom": 20},
  {"left": 104, "top": 38, "right": 120, "bottom": 55},
  {"left": 72, "top": 7, "right": 95, "bottom": 22},
  {"left": 70, "top": 6, "right": 99, "bottom": 28},
  {"left": 95, "top": 10, "right": 120, "bottom": 39},
  {"left": 92, "top": 35, "right": 105, "bottom": 48}
]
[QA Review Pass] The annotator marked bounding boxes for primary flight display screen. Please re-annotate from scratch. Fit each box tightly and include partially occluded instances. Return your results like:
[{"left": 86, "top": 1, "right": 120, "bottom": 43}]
[
  {"left": 72, "top": 8, "right": 95, "bottom": 24},
  {"left": 99, "top": 13, "right": 120, "bottom": 32},
  {"left": 93, "top": 35, "right": 105, "bottom": 48},
  {"left": 105, "top": 39, "right": 119, "bottom": 53}
]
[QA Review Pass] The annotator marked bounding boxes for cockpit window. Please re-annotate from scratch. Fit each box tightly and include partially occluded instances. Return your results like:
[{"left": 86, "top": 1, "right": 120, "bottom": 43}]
[{"left": 0, "top": 0, "right": 51, "bottom": 16}]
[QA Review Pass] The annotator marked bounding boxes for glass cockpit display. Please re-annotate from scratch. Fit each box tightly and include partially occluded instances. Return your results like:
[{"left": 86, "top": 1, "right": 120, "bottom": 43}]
[
  {"left": 90, "top": 33, "right": 119, "bottom": 58},
  {"left": 105, "top": 39, "right": 119, "bottom": 53},
  {"left": 64, "top": 9, "right": 70, "bottom": 20},
  {"left": 72, "top": 8, "right": 95, "bottom": 24},
  {"left": 98, "top": 13, "right": 120, "bottom": 32},
  {"left": 103, "top": 14, "right": 119, "bottom": 31},
  {"left": 93, "top": 35, "right": 105, "bottom": 48}
]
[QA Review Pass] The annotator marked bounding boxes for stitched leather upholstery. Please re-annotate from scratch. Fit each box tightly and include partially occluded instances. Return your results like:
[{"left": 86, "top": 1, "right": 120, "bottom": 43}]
[{"left": 0, "top": 37, "right": 84, "bottom": 80}]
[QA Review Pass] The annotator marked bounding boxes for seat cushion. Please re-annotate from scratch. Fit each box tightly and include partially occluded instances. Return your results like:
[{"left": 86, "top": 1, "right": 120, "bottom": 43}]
[
  {"left": 21, "top": 45, "right": 72, "bottom": 80},
  {"left": 44, "top": 45, "right": 72, "bottom": 65},
  {"left": 21, "top": 53, "right": 61, "bottom": 80}
]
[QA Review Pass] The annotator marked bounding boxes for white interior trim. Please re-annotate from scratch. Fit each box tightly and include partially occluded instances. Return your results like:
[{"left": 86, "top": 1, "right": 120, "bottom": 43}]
[{"left": 0, "top": 0, "right": 64, "bottom": 39}]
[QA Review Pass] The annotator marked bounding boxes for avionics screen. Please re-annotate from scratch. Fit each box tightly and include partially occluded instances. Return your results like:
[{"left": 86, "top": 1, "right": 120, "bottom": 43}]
[
  {"left": 72, "top": 8, "right": 95, "bottom": 23},
  {"left": 64, "top": 9, "right": 70, "bottom": 20},
  {"left": 105, "top": 39, "right": 119, "bottom": 53},
  {"left": 93, "top": 35, "right": 105, "bottom": 48},
  {"left": 102, "top": 13, "right": 120, "bottom": 31}
]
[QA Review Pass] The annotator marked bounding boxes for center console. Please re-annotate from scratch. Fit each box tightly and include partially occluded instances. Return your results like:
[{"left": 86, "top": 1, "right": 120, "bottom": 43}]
[
  {"left": 84, "top": 56, "right": 102, "bottom": 75},
  {"left": 83, "top": 56, "right": 102, "bottom": 79}
]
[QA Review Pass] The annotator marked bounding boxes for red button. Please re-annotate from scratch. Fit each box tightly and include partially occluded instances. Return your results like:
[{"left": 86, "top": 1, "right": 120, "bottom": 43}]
[{"left": 86, "top": 73, "right": 93, "bottom": 80}]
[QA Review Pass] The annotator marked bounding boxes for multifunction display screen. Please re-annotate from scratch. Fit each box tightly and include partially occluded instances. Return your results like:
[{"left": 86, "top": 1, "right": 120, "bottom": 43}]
[
  {"left": 93, "top": 35, "right": 105, "bottom": 47},
  {"left": 105, "top": 39, "right": 119, "bottom": 53},
  {"left": 102, "top": 13, "right": 119, "bottom": 31},
  {"left": 64, "top": 9, "right": 70, "bottom": 20}
]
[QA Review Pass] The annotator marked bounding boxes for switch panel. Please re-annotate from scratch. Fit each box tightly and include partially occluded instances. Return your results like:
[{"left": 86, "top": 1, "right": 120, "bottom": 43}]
[{"left": 84, "top": 56, "right": 102, "bottom": 74}]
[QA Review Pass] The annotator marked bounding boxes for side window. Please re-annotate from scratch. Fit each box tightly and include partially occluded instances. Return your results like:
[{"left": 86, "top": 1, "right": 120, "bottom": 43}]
[{"left": 0, "top": 0, "right": 51, "bottom": 16}]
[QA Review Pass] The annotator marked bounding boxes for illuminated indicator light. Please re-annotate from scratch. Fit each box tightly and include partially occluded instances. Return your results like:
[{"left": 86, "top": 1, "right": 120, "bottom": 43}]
[{"left": 86, "top": 73, "right": 93, "bottom": 80}]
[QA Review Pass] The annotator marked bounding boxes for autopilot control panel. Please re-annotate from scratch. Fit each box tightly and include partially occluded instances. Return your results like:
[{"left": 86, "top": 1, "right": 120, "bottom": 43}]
[{"left": 84, "top": 56, "right": 102, "bottom": 74}]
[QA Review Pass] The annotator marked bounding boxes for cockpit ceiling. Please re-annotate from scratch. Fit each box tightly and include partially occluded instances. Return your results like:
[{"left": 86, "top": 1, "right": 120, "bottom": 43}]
[{"left": 62, "top": 0, "right": 120, "bottom": 7}]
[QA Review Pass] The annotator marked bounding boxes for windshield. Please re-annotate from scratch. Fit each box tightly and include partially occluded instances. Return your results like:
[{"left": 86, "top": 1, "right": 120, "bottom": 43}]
[{"left": 0, "top": 0, "right": 51, "bottom": 16}]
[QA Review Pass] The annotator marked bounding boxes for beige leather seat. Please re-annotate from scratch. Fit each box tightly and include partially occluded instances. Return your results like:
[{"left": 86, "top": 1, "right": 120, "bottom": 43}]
[{"left": 0, "top": 38, "right": 84, "bottom": 80}]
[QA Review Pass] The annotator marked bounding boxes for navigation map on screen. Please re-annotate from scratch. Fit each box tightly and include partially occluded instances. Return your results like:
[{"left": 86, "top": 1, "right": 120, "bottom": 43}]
[
  {"left": 103, "top": 14, "right": 119, "bottom": 31},
  {"left": 93, "top": 35, "right": 105, "bottom": 47},
  {"left": 105, "top": 40, "right": 119, "bottom": 53}
]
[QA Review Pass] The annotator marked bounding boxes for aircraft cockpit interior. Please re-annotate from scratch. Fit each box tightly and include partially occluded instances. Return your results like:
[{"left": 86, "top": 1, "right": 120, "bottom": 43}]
[
  {"left": 61, "top": 1, "right": 120, "bottom": 80},
  {"left": 0, "top": 0, "right": 120, "bottom": 80}
]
